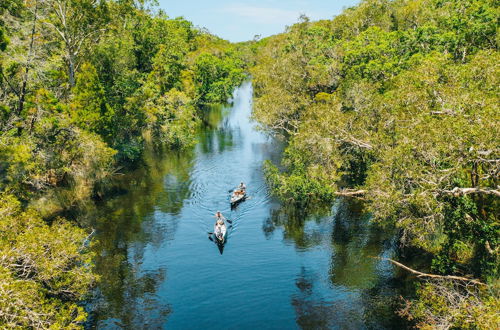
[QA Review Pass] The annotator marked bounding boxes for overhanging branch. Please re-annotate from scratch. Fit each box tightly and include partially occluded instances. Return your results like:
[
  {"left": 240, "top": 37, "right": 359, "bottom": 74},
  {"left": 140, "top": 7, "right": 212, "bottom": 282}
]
[{"left": 375, "top": 257, "right": 486, "bottom": 286}]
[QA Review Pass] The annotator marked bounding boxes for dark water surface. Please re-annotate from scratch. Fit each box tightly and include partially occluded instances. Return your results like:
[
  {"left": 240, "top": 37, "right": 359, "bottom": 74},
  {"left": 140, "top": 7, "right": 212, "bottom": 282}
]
[{"left": 84, "top": 82, "right": 405, "bottom": 329}]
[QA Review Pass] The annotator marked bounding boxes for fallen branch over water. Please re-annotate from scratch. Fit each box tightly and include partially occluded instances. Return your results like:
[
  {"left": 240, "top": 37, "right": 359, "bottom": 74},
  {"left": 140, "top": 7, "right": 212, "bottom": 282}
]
[
  {"left": 375, "top": 257, "right": 486, "bottom": 286},
  {"left": 334, "top": 187, "right": 500, "bottom": 198}
]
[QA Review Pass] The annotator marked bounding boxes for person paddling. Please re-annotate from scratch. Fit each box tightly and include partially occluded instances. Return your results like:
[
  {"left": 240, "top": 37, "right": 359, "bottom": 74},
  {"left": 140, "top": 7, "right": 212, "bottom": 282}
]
[
  {"left": 215, "top": 211, "right": 226, "bottom": 222},
  {"left": 214, "top": 211, "right": 232, "bottom": 224},
  {"left": 233, "top": 182, "right": 246, "bottom": 197},
  {"left": 214, "top": 211, "right": 227, "bottom": 241}
]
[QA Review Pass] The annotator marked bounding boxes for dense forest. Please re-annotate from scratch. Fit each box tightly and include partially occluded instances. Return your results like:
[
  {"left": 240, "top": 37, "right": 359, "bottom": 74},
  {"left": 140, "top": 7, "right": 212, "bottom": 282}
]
[
  {"left": 0, "top": 0, "right": 245, "bottom": 327},
  {"left": 1, "top": 0, "right": 498, "bottom": 328},
  {"left": 250, "top": 0, "right": 498, "bottom": 327}
]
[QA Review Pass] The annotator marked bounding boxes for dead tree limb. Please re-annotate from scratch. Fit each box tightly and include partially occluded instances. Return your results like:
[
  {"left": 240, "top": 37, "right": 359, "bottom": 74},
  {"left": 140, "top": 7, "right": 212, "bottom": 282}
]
[
  {"left": 0, "top": 71, "right": 21, "bottom": 98},
  {"left": 335, "top": 189, "right": 367, "bottom": 197},
  {"left": 376, "top": 257, "right": 486, "bottom": 286},
  {"left": 80, "top": 228, "right": 95, "bottom": 251},
  {"left": 440, "top": 187, "right": 500, "bottom": 198}
]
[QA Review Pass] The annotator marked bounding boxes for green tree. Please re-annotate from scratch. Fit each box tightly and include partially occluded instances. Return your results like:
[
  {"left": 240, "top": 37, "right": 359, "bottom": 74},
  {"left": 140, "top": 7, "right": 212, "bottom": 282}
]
[
  {"left": 70, "top": 62, "right": 114, "bottom": 138},
  {"left": 0, "top": 0, "right": 251, "bottom": 327},
  {"left": 194, "top": 52, "right": 246, "bottom": 104},
  {"left": 0, "top": 194, "right": 96, "bottom": 328},
  {"left": 147, "top": 89, "right": 199, "bottom": 148},
  {"left": 44, "top": 0, "right": 110, "bottom": 86}
]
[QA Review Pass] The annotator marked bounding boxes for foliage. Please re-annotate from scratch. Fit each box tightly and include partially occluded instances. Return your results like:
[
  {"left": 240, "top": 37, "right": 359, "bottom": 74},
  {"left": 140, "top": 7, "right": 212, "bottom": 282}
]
[
  {"left": 0, "top": 27, "right": 7, "bottom": 53},
  {"left": 194, "top": 52, "right": 246, "bottom": 104},
  {"left": 71, "top": 63, "right": 114, "bottom": 137},
  {"left": 264, "top": 160, "right": 333, "bottom": 205},
  {"left": 0, "top": 0, "right": 246, "bottom": 201},
  {"left": 400, "top": 280, "right": 500, "bottom": 329},
  {"left": 0, "top": 88, "right": 116, "bottom": 208},
  {"left": 145, "top": 88, "right": 199, "bottom": 148},
  {"left": 250, "top": 0, "right": 499, "bottom": 327},
  {"left": 43, "top": 0, "right": 111, "bottom": 86},
  {"left": 0, "top": 194, "right": 95, "bottom": 328}
]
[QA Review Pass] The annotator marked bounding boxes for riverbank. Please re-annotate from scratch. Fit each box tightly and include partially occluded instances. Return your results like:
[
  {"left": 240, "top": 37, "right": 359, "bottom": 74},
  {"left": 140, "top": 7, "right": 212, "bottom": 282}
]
[{"left": 2, "top": 0, "right": 497, "bottom": 328}]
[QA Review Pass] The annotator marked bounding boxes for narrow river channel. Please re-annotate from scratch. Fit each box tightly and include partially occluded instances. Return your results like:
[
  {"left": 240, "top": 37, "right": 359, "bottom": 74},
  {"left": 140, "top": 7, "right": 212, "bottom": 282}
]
[{"left": 84, "top": 81, "right": 406, "bottom": 329}]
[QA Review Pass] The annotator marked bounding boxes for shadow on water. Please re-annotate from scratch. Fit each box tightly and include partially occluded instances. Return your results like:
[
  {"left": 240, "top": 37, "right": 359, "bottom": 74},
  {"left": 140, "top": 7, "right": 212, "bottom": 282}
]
[{"left": 208, "top": 235, "right": 226, "bottom": 255}]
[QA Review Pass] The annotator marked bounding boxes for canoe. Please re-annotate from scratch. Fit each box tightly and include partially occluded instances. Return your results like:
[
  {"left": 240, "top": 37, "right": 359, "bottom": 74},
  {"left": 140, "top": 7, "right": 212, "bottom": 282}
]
[
  {"left": 213, "top": 223, "right": 227, "bottom": 244},
  {"left": 230, "top": 189, "right": 247, "bottom": 205}
]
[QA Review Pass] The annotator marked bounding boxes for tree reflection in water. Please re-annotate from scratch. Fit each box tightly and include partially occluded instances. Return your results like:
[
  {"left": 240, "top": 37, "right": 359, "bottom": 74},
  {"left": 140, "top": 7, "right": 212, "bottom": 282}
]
[
  {"left": 198, "top": 104, "right": 234, "bottom": 155},
  {"left": 264, "top": 197, "right": 407, "bottom": 328},
  {"left": 82, "top": 145, "right": 195, "bottom": 328},
  {"left": 262, "top": 203, "right": 332, "bottom": 250}
]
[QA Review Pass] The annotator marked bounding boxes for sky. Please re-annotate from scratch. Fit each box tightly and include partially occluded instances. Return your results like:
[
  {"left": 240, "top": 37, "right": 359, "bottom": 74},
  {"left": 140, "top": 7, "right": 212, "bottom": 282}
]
[{"left": 157, "top": 0, "right": 361, "bottom": 42}]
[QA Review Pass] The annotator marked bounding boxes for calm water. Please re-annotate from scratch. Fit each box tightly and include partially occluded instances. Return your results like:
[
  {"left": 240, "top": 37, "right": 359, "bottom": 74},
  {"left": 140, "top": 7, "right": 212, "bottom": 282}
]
[{"left": 84, "top": 82, "right": 406, "bottom": 329}]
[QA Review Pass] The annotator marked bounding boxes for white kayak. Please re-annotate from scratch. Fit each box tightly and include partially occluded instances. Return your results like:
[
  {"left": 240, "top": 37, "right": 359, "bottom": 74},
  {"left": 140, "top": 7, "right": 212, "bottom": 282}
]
[{"left": 213, "top": 223, "right": 227, "bottom": 244}]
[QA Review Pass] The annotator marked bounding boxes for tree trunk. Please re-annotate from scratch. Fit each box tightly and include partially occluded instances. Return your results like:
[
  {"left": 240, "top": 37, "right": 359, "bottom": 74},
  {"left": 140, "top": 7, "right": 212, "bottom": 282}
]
[
  {"left": 17, "top": 0, "right": 39, "bottom": 115},
  {"left": 68, "top": 53, "right": 76, "bottom": 87}
]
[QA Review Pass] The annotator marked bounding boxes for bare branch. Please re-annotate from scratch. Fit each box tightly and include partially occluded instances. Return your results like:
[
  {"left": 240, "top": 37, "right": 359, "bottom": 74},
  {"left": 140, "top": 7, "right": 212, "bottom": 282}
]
[
  {"left": 439, "top": 187, "right": 500, "bottom": 198},
  {"left": 335, "top": 189, "right": 367, "bottom": 197},
  {"left": 376, "top": 257, "right": 486, "bottom": 286},
  {"left": 0, "top": 71, "right": 21, "bottom": 98}
]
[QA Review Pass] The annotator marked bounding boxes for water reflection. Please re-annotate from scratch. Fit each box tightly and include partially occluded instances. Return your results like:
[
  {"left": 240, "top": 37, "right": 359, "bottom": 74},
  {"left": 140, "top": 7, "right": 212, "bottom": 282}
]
[
  {"left": 263, "top": 204, "right": 332, "bottom": 250},
  {"left": 329, "top": 198, "right": 392, "bottom": 289},
  {"left": 198, "top": 104, "right": 234, "bottom": 155},
  {"left": 84, "top": 145, "right": 196, "bottom": 327},
  {"left": 264, "top": 196, "right": 404, "bottom": 328}
]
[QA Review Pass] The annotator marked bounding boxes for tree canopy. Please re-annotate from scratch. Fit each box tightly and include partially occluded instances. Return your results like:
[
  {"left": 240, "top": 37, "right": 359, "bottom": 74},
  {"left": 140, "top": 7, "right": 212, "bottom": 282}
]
[{"left": 250, "top": 0, "right": 499, "bottom": 327}]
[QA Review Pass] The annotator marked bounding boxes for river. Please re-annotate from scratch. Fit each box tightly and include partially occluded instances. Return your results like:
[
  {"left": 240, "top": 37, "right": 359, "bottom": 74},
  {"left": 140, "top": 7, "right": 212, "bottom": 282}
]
[{"left": 84, "top": 81, "right": 407, "bottom": 329}]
